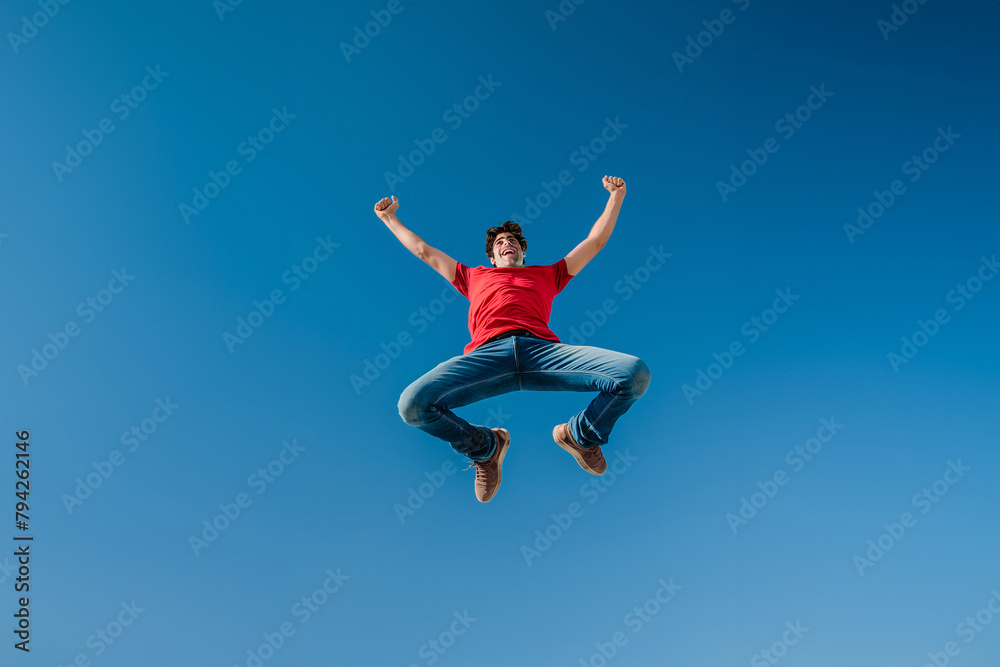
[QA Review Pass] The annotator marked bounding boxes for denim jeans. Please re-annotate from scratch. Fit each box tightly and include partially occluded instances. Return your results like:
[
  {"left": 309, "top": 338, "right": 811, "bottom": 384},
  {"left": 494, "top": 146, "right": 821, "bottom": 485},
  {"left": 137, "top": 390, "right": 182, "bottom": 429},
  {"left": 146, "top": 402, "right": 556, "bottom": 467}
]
[{"left": 397, "top": 335, "right": 651, "bottom": 461}]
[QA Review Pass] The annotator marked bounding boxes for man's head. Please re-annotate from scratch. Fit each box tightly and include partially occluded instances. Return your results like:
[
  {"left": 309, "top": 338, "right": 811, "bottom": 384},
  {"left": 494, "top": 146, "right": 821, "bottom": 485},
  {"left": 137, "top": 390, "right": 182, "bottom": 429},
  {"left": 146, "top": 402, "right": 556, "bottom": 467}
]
[{"left": 486, "top": 221, "right": 527, "bottom": 268}]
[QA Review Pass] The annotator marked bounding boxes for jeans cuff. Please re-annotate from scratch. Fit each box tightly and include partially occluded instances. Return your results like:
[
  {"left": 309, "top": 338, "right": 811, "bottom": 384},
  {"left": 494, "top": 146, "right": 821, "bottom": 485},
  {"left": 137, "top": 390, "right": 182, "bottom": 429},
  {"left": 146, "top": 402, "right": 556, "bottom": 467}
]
[{"left": 468, "top": 430, "right": 496, "bottom": 462}]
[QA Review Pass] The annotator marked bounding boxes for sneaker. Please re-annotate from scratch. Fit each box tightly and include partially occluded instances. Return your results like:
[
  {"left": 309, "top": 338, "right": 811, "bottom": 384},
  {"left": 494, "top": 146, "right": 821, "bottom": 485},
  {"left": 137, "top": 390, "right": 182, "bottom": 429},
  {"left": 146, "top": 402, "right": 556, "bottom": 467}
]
[
  {"left": 464, "top": 428, "right": 510, "bottom": 503},
  {"left": 553, "top": 423, "right": 606, "bottom": 475}
]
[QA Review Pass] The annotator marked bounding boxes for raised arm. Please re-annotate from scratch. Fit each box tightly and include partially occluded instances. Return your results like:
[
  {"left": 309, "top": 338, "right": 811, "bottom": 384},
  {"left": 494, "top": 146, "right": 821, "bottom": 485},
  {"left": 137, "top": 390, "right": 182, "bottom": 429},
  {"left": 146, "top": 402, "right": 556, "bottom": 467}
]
[
  {"left": 374, "top": 195, "right": 457, "bottom": 283},
  {"left": 563, "top": 176, "right": 626, "bottom": 276}
]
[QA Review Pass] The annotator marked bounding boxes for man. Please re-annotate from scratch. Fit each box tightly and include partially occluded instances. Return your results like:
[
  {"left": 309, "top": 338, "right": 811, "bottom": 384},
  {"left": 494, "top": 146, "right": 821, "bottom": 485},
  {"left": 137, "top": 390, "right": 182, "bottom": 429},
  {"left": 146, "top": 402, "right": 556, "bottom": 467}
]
[{"left": 374, "top": 176, "right": 650, "bottom": 503}]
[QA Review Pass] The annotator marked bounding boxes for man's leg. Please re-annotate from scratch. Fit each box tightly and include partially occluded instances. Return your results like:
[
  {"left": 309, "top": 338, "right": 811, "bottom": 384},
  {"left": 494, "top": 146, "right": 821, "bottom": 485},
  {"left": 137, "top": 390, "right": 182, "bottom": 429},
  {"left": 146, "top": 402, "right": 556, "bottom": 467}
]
[
  {"left": 397, "top": 338, "right": 520, "bottom": 461},
  {"left": 516, "top": 337, "right": 651, "bottom": 448}
]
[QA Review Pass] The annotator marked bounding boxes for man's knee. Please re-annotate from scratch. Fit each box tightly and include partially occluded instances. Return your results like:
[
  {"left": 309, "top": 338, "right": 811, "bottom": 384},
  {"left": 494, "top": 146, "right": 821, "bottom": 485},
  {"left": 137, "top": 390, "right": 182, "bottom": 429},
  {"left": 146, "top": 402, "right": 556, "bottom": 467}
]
[
  {"left": 398, "top": 387, "right": 426, "bottom": 426},
  {"left": 399, "top": 381, "right": 444, "bottom": 425},
  {"left": 628, "top": 358, "right": 651, "bottom": 397}
]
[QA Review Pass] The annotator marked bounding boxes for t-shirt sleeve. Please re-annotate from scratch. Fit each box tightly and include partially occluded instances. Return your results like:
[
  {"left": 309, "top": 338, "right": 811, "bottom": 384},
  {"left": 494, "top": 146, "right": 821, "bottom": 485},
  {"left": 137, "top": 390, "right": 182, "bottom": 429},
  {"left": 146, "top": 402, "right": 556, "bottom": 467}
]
[
  {"left": 552, "top": 258, "right": 573, "bottom": 294},
  {"left": 451, "top": 261, "right": 471, "bottom": 299}
]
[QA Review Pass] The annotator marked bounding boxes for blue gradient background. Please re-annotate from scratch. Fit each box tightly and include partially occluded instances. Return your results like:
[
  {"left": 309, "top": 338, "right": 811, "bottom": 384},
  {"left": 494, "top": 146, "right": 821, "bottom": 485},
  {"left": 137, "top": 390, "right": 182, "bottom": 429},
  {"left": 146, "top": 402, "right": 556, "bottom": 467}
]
[{"left": 1, "top": 1, "right": 998, "bottom": 666}]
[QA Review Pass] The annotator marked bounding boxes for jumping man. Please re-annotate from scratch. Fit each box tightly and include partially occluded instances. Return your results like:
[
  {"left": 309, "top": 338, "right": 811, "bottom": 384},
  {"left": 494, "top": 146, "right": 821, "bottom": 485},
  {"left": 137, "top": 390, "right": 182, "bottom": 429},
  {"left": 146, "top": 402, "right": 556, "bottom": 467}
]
[{"left": 373, "top": 176, "right": 650, "bottom": 502}]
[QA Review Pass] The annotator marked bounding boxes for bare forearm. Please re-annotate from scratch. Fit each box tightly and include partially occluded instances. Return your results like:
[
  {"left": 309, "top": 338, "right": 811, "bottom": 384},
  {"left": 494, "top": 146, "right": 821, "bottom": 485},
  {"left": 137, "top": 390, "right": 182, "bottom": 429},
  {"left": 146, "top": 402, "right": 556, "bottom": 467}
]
[
  {"left": 588, "top": 192, "right": 624, "bottom": 246},
  {"left": 380, "top": 213, "right": 429, "bottom": 257}
]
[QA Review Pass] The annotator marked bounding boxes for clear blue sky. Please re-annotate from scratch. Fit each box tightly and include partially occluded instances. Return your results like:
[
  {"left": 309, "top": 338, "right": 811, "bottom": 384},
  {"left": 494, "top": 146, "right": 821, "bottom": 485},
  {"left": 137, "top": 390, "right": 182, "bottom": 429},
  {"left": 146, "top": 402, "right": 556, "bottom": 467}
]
[{"left": 2, "top": 1, "right": 998, "bottom": 665}]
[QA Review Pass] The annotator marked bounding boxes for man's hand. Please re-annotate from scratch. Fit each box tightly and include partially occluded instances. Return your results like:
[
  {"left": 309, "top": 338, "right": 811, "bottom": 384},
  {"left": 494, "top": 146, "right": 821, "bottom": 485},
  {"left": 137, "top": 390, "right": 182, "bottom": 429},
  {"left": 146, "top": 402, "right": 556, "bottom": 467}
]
[
  {"left": 374, "top": 195, "right": 399, "bottom": 219},
  {"left": 603, "top": 175, "right": 626, "bottom": 196}
]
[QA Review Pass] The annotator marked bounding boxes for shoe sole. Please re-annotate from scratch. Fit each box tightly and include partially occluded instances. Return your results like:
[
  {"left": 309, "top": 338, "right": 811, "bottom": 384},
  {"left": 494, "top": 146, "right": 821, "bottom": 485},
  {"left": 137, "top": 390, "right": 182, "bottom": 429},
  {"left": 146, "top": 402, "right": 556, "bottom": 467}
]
[
  {"left": 479, "top": 428, "right": 510, "bottom": 503},
  {"left": 553, "top": 424, "right": 605, "bottom": 476}
]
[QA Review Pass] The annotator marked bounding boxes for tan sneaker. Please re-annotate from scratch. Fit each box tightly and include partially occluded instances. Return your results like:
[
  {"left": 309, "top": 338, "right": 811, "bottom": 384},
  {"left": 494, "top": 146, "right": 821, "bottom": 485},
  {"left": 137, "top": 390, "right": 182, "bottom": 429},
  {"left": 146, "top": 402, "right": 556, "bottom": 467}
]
[
  {"left": 464, "top": 428, "right": 510, "bottom": 503},
  {"left": 553, "top": 423, "right": 606, "bottom": 475}
]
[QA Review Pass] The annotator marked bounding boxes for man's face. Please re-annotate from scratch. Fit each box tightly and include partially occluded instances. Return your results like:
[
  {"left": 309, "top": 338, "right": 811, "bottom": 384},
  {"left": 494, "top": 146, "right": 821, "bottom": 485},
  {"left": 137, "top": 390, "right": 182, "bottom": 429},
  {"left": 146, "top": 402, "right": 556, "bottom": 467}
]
[{"left": 491, "top": 232, "right": 524, "bottom": 267}]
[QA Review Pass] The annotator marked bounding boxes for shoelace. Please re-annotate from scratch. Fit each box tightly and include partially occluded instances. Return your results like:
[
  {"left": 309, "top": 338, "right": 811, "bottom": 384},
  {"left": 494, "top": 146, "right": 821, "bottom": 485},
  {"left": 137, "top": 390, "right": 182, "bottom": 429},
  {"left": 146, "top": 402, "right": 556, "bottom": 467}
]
[
  {"left": 463, "top": 433, "right": 501, "bottom": 477},
  {"left": 463, "top": 460, "right": 492, "bottom": 483}
]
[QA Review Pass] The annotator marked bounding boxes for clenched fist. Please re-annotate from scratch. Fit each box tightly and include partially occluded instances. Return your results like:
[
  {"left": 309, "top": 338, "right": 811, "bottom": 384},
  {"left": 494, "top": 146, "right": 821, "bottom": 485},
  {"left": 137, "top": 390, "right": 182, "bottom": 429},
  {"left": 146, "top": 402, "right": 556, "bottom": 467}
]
[
  {"left": 374, "top": 195, "right": 399, "bottom": 218},
  {"left": 603, "top": 175, "right": 626, "bottom": 196}
]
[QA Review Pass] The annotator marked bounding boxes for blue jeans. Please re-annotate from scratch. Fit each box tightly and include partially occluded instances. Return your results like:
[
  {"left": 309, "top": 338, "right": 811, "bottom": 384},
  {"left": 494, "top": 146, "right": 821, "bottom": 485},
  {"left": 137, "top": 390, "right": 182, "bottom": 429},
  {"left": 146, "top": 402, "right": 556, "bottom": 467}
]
[{"left": 397, "top": 335, "right": 651, "bottom": 461}]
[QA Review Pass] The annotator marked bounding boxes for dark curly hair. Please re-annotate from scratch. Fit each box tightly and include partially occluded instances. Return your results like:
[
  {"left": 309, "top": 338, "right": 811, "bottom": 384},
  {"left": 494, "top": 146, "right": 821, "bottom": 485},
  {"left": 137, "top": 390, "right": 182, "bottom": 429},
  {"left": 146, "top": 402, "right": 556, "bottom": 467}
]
[{"left": 485, "top": 221, "right": 528, "bottom": 263}]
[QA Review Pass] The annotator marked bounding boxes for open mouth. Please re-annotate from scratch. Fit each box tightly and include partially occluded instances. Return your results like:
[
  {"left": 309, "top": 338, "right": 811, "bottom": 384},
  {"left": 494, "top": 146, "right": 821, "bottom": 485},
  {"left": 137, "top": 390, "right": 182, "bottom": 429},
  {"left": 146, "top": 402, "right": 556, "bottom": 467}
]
[{"left": 502, "top": 249, "right": 515, "bottom": 258}]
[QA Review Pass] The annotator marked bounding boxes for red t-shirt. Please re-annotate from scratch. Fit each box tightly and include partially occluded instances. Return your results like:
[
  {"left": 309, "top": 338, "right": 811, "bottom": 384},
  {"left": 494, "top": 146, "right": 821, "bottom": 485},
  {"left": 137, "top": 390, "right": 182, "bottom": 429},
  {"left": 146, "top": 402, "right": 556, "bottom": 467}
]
[{"left": 451, "top": 259, "right": 574, "bottom": 354}]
